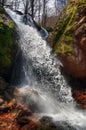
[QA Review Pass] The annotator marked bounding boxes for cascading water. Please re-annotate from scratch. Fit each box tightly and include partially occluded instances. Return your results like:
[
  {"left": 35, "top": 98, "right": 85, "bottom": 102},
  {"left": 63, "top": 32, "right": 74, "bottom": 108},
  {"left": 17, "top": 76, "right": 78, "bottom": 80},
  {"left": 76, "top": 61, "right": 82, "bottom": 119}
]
[{"left": 5, "top": 8, "right": 86, "bottom": 130}]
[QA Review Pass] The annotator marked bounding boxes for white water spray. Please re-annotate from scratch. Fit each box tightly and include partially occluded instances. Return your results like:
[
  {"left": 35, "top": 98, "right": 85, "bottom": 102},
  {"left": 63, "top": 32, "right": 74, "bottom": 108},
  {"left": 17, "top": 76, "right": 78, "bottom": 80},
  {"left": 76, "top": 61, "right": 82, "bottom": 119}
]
[{"left": 5, "top": 8, "right": 86, "bottom": 130}]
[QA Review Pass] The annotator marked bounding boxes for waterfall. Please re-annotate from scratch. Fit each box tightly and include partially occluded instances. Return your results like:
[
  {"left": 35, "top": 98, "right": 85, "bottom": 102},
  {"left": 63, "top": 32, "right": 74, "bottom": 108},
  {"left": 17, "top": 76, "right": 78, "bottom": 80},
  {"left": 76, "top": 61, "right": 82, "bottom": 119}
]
[{"left": 5, "top": 8, "right": 86, "bottom": 130}]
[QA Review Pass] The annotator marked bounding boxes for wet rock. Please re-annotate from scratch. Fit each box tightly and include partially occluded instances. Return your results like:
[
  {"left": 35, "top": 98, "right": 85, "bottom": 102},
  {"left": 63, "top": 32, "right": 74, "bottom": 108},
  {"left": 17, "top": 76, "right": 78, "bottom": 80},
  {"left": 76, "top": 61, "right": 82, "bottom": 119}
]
[
  {"left": 0, "top": 77, "right": 8, "bottom": 91},
  {"left": 80, "top": 37, "right": 86, "bottom": 52},
  {"left": 4, "top": 91, "right": 12, "bottom": 100},
  {"left": 21, "top": 125, "right": 31, "bottom": 130},
  {"left": 0, "top": 98, "right": 4, "bottom": 105},
  {"left": 55, "top": 121, "right": 77, "bottom": 130},
  {"left": 17, "top": 107, "right": 32, "bottom": 125},
  {"left": 0, "top": 102, "right": 9, "bottom": 113},
  {"left": 17, "top": 116, "right": 30, "bottom": 125},
  {"left": 14, "top": 87, "right": 45, "bottom": 113},
  {"left": 39, "top": 116, "right": 57, "bottom": 130},
  {"left": 20, "top": 121, "right": 40, "bottom": 130},
  {"left": 40, "top": 116, "right": 53, "bottom": 125},
  {"left": 0, "top": 99, "right": 16, "bottom": 113}
]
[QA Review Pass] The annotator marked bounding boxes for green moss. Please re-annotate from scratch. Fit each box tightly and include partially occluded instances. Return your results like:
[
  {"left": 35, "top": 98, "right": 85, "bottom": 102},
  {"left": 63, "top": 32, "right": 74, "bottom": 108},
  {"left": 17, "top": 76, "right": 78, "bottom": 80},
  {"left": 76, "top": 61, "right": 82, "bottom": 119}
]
[
  {"left": 54, "top": 13, "right": 72, "bottom": 44},
  {"left": 64, "top": 44, "right": 72, "bottom": 54},
  {"left": 65, "top": 35, "right": 73, "bottom": 42},
  {"left": 0, "top": 22, "right": 14, "bottom": 47},
  {"left": 56, "top": 44, "right": 72, "bottom": 55},
  {"left": 8, "top": 21, "right": 15, "bottom": 29},
  {"left": 78, "top": 0, "right": 86, "bottom": 4},
  {"left": 0, "top": 9, "right": 16, "bottom": 79},
  {"left": 0, "top": 19, "right": 4, "bottom": 23},
  {"left": 0, "top": 7, "right": 5, "bottom": 14},
  {"left": 1, "top": 55, "right": 12, "bottom": 67},
  {"left": 56, "top": 45, "right": 63, "bottom": 54},
  {"left": 53, "top": 1, "right": 79, "bottom": 54}
]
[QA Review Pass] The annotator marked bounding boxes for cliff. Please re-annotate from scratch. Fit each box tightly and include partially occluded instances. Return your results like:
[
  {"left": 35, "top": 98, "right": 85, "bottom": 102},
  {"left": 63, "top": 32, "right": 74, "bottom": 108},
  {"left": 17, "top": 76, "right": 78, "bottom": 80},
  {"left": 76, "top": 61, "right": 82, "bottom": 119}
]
[{"left": 49, "top": 0, "right": 86, "bottom": 78}]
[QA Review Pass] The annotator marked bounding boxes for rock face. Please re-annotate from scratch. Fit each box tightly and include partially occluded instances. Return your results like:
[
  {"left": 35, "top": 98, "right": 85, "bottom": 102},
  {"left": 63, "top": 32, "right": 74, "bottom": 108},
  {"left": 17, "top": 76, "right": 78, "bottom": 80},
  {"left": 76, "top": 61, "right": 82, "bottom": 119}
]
[
  {"left": 0, "top": 7, "right": 18, "bottom": 82},
  {"left": 49, "top": 0, "right": 86, "bottom": 78}
]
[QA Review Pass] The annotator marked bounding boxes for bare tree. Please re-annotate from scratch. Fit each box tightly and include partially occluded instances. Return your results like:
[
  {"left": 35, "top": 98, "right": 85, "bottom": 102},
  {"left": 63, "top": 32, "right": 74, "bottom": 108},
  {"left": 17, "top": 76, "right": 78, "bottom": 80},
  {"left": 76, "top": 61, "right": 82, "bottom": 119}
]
[
  {"left": 22, "top": 0, "right": 35, "bottom": 19},
  {"left": 55, "top": 0, "right": 68, "bottom": 16},
  {"left": 42, "top": 0, "right": 48, "bottom": 27},
  {"left": 30, "top": 0, "right": 35, "bottom": 19},
  {"left": 37, "top": 0, "right": 41, "bottom": 25},
  {"left": 0, "top": 0, "right": 6, "bottom": 6}
]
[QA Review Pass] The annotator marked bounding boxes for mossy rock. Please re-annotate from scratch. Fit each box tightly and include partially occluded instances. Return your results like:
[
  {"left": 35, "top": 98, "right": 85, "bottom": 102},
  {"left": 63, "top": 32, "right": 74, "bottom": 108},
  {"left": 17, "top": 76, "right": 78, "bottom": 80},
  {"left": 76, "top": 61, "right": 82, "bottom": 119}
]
[
  {"left": 49, "top": 0, "right": 86, "bottom": 56},
  {"left": 49, "top": 0, "right": 86, "bottom": 78},
  {"left": 0, "top": 7, "right": 17, "bottom": 81}
]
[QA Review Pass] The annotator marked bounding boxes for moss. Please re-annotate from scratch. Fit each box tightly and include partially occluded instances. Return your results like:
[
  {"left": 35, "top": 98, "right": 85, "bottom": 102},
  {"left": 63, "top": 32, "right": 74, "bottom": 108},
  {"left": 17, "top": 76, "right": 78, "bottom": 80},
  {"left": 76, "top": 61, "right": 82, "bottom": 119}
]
[
  {"left": 0, "top": 19, "right": 4, "bottom": 23},
  {"left": 65, "top": 35, "right": 73, "bottom": 42},
  {"left": 8, "top": 21, "right": 15, "bottom": 29},
  {"left": 54, "top": 13, "right": 72, "bottom": 43},
  {"left": 0, "top": 7, "right": 5, "bottom": 14},
  {"left": 56, "top": 44, "right": 72, "bottom": 55},
  {"left": 0, "top": 7, "right": 16, "bottom": 80},
  {"left": 56, "top": 44, "right": 63, "bottom": 54},
  {"left": 1, "top": 55, "right": 12, "bottom": 67},
  {"left": 51, "top": 0, "right": 80, "bottom": 54},
  {"left": 45, "top": 26, "right": 53, "bottom": 32},
  {"left": 64, "top": 44, "right": 72, "bottom": 54}
]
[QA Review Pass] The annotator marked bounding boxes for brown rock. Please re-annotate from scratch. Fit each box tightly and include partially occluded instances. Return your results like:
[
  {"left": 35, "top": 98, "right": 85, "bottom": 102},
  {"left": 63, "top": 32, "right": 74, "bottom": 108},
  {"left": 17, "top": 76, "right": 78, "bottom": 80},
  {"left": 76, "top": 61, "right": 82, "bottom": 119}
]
[
  {"left": 0, "top": 77, "right": 8, "bottom": 91},
  {"left": 0, "top": 98, "right": 4, "bottom": 105},
  {"left": 21, "top": 125, "right": 31, "bottom": 130},
  {"left": 72, "top": 90, "right": 86, "bottom": 109},
  {"left": 60, "top": 54, "right": 86, "bottom": 78},
  {"left": 7, "top": 99, "right": 16, "bottom": 108},
  {"left": 0, "top": 102, "right": 9, "bottom": 113},
  {"left": 80, "top": 37, "right": 86, "bottom": 52}
]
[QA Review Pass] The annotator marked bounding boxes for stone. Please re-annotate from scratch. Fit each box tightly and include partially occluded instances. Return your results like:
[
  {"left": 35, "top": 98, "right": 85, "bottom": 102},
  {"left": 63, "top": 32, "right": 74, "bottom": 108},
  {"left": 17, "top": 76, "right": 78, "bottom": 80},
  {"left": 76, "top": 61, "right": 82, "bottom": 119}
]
[
  {"left": 72, "top": 90, "right": 86, "bottom": 109},
  {"left": 0, "top": 98, "right": 4, "bottom": 105},
  {"left": 0, "top": 77, "right": 8, "bottom": 91},
  {"left": 80, "top": 37, "right": 86, "bottom": 52}
]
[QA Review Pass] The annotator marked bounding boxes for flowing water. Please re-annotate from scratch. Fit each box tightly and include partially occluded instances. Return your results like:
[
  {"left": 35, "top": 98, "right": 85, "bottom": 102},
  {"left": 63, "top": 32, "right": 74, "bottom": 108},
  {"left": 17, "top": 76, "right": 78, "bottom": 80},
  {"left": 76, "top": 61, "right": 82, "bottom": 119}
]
[{"left": 5, "top": 8, "right": 86, "bottom": 130}]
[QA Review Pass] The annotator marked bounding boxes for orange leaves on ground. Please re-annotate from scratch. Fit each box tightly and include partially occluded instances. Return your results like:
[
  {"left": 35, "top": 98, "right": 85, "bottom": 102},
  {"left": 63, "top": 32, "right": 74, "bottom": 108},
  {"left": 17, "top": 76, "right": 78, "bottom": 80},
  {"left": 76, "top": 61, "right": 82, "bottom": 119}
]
[
  {"left": 0, "top": 112, "right": 19, "bottom": 130},
  {"left": 73, "top": 90, "right": 86, "bottom": 109}
]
